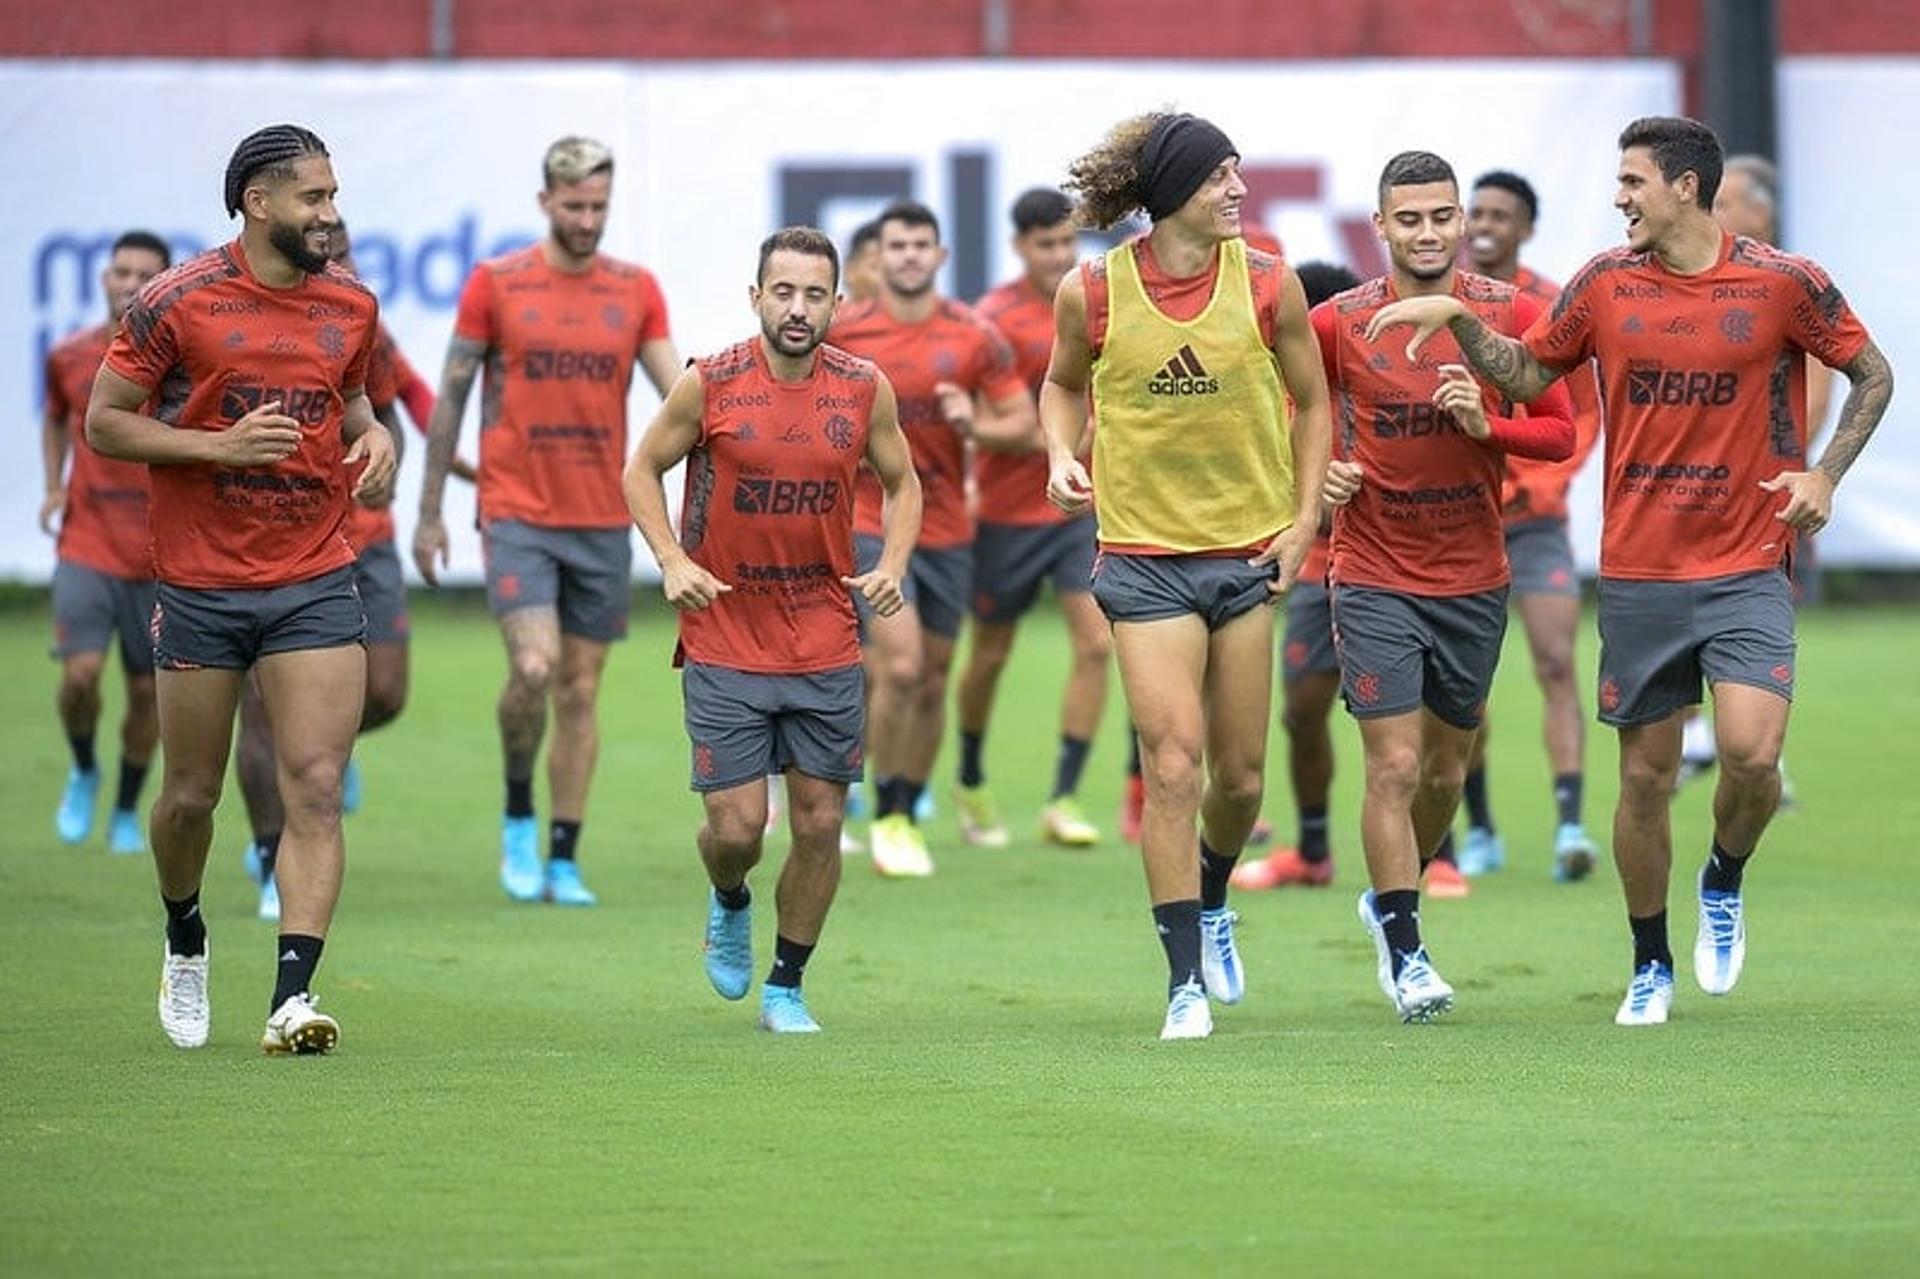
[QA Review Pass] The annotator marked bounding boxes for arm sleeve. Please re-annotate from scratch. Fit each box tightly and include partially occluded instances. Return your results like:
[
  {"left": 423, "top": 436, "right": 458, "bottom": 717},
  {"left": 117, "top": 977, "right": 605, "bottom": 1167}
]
[
  {"left": 1783, "top": 255, "right": 1870, "bottom": 370},
  {"left": 453, "top": 268, "right": 495, "bottom": 344},
  {"left": 101, "top": 287, "right": 177, "bottom": 390},
  {"left": 44, "top": 349, "right": 69, "bottom": 419},
  {"left": 1491, "top": 293, "right": 1575, "bottom": 461},
  {"left": 974, "top": 322, "right": 1027, "bottom": 402},
  {"left": 341, "top": 299, "right": 379, "bottom": 395},
  {"left": 392, "top": 347, "right": 437, "bottom": 433},
  {"left": 1522, "top": 263, "right": 1597, "bottom": 370}
]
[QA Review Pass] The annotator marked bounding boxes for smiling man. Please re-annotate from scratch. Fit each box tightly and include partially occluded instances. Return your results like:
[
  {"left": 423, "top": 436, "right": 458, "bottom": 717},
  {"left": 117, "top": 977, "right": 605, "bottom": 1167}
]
[
  {"left": 1368, "top": 115, "right": 1894, "bottom": 1027},
  {"left": 86, "top": 124, "right": 395, "bottom": 1055}
]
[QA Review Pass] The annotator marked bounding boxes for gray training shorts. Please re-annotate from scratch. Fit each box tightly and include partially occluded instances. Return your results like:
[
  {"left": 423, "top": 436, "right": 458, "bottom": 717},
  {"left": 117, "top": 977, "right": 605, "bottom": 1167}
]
[
  {"left": 1281, "top": 580, "right": 1339, "bottom": 683},
  {"left": 1330, "top": 583, "right": 1509, "bottom": 730},
  {"left": 970, "top": 516, "right": 1097, "bottom": 624},
  {"left": 354, "top": 538, "right": 411, "bottom": 646},
  {"left": 1091, "top": 550, "right": 1276, "bottom": 630},
  {"left": 852, "top": 533, "right": 972, "bottom": 641},
  {"left": 1595, "top": 569, "right": 1795, "bottom": 727},
  {"left": 682, "top": 660, "right": 866, "bottom": 793},
  {"left": 151, "top": 565, "right": 366, "bottom": 672},
  {"left": 1506, "top": 517, "right": 1579, "bottom": 599},
  {"left": 482, "top": 519, "right": 632, "bottom": 643},
  {"left": 51, "top": 559, "right": 156, "bottom": 675}
]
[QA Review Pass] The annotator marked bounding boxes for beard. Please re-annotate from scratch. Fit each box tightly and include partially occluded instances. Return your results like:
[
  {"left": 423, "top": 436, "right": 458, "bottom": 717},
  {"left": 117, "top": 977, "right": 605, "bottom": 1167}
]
[
  {"left": 762, "top": 314, "right": 825, "bottom": 359},
  {"left": 270, "top": 220, "right": 333, "bottom": 274}
]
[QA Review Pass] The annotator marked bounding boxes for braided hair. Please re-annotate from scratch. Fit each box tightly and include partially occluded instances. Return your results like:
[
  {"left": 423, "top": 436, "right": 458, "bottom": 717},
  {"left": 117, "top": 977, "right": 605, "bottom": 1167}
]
[{"left": 223, "top": 125, "right": 329, "bottom": 218}]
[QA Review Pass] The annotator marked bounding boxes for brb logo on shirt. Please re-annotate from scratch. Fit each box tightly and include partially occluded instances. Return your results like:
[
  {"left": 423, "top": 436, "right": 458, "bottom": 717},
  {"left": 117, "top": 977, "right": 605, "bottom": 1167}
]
[
  {"left": 732, "top": 470, "right": 842, "bottom": 516},
  {"left": 220, "top": 380, "right": 332, "bottom": 427},
  {"left": 1147, "top": 345, "right": 1219, "bottom": 397},
  {"left": 1624, "top": 363, "right": 1738, "bottom": 408},
  {"left": 523, "top": 349, "right": 619, "bottom": 382},
  {"left": 1373, "top": 402, "right": 1462, "bottom": 439}
]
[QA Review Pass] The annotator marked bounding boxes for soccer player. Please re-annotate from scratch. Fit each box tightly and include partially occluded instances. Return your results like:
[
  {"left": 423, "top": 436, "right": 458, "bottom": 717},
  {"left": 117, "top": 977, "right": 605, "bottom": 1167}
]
[
  {"left": 415, "top": 136, "right": 679, "bottom": 906},
  {"left": 1458, "top": 169, "right": 1606, "bottom": 881},
  {"left": 844, "top": 219, "right": 882, "bottom": 305},
  {"left": 1369, "top": 116, "right": 1893, "bottom": 1026},
  {"left": 828, "top": 200, "right": 1035, "bottom": 877},
  {"left": 86, "top": 124, "right": 396, "bottom": 1054},
  {"left": 41, "top": 229, "right": 170, "bottom": 854},
  {"left": 1319, "top": 152, "right": 1575, "bottom": 1022},
  {"left": 951, "top": 187, "right": 1111, "bottom": 848},
  {"left": 1232, "top": 260, "right": 1360, "bottom": 892},
  {"left": 626, "top": 226, "right": 921, "bottom": 1032},
  {"left": 1045, "top": 112, "right": 1330, "bottom": 1039},
  {"left": 235, "top": 221, "right": 422, "bottom": 921}
]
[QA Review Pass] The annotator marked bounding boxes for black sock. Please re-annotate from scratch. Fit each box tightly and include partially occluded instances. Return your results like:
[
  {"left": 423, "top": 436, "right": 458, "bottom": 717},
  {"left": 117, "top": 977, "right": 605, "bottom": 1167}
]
[
  {"left": 1702, "top": 840, "right": 1750, "bottom": 894},
  {"left": 1629, "top": 910, "right": 1673, "bottom": 971},
  {"left": 1464, "top": 767, "right": 1494, "bottom": 831},
  {"left": 505, "top": 777, "right": 534, "bottom": 820},
  {"left": 958, "top": 731, "right": 985, "bottom": 788},
  {"left": 714, "top": 881, "right": 750, "bottom": 911},
  {"left": 1373, "top": 889, "right": 1423, "bottom": 976},
  {"left": 1424, "top": 830, "right": 1456, "bottom": 870},
  {"left": 1199, "top": 838, "right": 1238, "bottom": 911},
  {"left": 255, "top": 831, "right": 283, "bottom": 884},
  {"left": 162, "top": 891, "right": 206, "bottom": 957},
  {"left": 1052, "top": 735, "right": 1091, "bottom": 801},
  {"left": 114, "top": 758, "right": 149, "bottom": 813},
  {"left": 1553, "top": 773, "right": 1583, "bottom": 827},
  {"left": 902, "top": 779, "right": 926, "bottom": 825},
  {"left": 271, "top": 934, "right": 325, "bottom": 1012},
  {"left": 1127, "top": 728, "right": 1142, "bottom": 778},
  {"left": 1151, "top": 899, "right": 1203, "bottom": 992},
  {"left": 874, "top": 775, "right": 903, "bottom": 819},
  {"left": 1299, "top": 805, "right": 1330, "bottom": 863},
  {"left": 69, "top": 733, "right": 97, "bottom": 773},
  {"left": 766, "top": 935, "right": 814, "bottom": 989},
  {"left": 549, "top": 820, "right": 582, "bottom": 863}
]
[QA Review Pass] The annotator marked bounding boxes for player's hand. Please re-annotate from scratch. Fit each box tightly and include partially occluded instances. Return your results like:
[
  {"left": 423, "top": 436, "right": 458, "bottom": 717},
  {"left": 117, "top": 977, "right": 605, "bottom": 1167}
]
[
  {"left": 1047, "top": 456, "right": 1093, "bottom": 515},
  {"left": 39, "top": 488, "right": 65, "bottom": 535},
  {"left": 934, "top": 381, "right": 975, "bottom": 435},
  {"left": 1759, "top": 469, "right": 1836, "bottom": 533},
  {"left": 843, "top": 569, "right": 905, "bottom": 618},
  {"left": 1249, "top": 522, "right": 1312, "bottom": 596},
  {"left": 346, "top": 426, "right": 398, "bottom": 507},
  {"left": 1433, "top": 364, "right": 1491, "bottom": 439},
  {"left": 217, "top": 400, "right": 302, "bottom": 466},
  {"left": 1323, "top": 460, "right": 1365, "bottom": 507},
  {"left": 662, "top": 556, "right": 731, "bottom": 611},
  {"left": 1364, "top": 296, "right": 1467, "bottom": 363},
  {"left": 412, "top": 513, "right": 449, "bottom": 587}
]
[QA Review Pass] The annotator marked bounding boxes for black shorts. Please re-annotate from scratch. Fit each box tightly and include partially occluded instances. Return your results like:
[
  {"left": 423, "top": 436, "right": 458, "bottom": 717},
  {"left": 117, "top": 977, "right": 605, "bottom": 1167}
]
[
  {"left": 1091, "top": 551, "right": 1275, "bottom": 630},
  {"left": 483, "top": 520, "right": 632, "bottom": 642},
  {"left": 1506, "top": 517, "right": 1579, "bottom": 599},
  {"left": 682, "top": 661, "right": 866, "bottom": 792},
  {"left": 353, "top": 539, "right": 410, "bottom": 646},
  {"left": 853, "top": 534, "right": 972, "bottom": 641},
  {"left": 1330, "top": 584, "right": 1509, "bottom": 730},
  {"left": 970, "top": 516, "right": 1097, "bottom": 623},
  {"left": 152, "top": 565, "right": 366, "bottom": 672},
  {"left": 1595, "top": 570, "right": 1795, "bottom": 726},
  {"left": 51, "top": 560, "right": 156, "bottom": 675},
  {"left": 1281, "top": 581, "right": 1338, "bottom": 683}
]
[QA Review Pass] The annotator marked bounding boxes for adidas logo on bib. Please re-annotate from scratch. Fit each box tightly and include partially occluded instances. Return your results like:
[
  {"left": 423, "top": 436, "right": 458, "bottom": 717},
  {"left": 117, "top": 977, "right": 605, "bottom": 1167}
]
[{"left": 1147, "top": 344, "right": 1220, "bottom": 396}]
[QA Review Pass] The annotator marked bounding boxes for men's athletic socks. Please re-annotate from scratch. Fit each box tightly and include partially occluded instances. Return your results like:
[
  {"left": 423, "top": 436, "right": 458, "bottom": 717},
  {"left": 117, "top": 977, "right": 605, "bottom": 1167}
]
[
  {"left": 1151, "top": 899, "right": 1203, "bottom": 993},
  {"left": 766, "top": 935, "right": 815, "bottom": 989},
  {"left": 271, "top": 934, "right": 324, "bottom": 1014},
  {"left": 1553, "top": 773, "right": 1583, "bottom": 827},
  {"left": 163, "top": 892, "right": 207, "bottom": 957},
  {"left": 1372, "top": 889, "right": 1422, "bottom": 980},
  {"left": 1199, "top": 839, "right": 1238, "bottom": 912},
  {"left": 1701, "top": 841, "right": 1750, "bottom": 893},
  {"left": 550, "top": 820, "right": 582, "bottom": 862},
  {"left": 115, "top": 758, "right": 150, "bottom": 814},
  {"left": 69, "top": 732, "right": 97, "bottom": 773},
  {"left": 1630, "top": 910, "right": 1673, "bottom": 972},
  {"left": 1463, "top": 767, "right": 1495, "bottom": 834},
  {"left": 1052, "top": 735, "right": 1091, "bottom": 801},
  {"left": 958, "top": 732, "right": 985, "bottom": 789},
  {"left": 505, "top": 776, "right": 534, "bottom": 820},
  {"left": 1299, "top": 805, "right": 1330, "bottom": 864}
]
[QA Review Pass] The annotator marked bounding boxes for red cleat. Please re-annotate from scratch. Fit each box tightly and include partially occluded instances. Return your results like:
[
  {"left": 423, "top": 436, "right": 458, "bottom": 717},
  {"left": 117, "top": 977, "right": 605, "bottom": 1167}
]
[
  {"left": 1423, "top": 857, "right": 1471, "bottom": 899},
  {"left": 1120, "top": 775, "right": 1145, "bottom": 844},
  {"left": 1230, "top": 848, "right": 1333, "bottom": 890}
]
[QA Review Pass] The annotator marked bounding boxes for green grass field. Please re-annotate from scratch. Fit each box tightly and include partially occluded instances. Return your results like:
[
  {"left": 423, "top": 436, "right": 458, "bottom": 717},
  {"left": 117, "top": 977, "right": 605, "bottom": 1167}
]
[{"left": 3, "top": 591, "right": 1917, "bottom": 1275}]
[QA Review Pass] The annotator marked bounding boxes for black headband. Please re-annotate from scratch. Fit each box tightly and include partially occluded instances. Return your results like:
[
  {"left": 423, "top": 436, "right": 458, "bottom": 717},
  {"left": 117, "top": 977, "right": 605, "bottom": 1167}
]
[{"left": 1138, "top": 114, "right": 1239, "bottom": 222}]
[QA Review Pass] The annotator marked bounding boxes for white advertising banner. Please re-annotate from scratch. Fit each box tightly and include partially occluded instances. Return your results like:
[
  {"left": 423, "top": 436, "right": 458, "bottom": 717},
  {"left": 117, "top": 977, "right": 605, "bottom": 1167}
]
[{"left": 3, "top": 58, "right": 1686, "bottom": 582}]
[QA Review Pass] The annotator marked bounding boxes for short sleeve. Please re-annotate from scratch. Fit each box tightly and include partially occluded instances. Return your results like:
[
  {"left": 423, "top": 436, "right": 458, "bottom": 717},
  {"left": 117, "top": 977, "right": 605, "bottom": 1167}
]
[
  {"left": 453, "top": 267, "right": 495, "bottom": 345},
  {"left": 102, "top": 285, "right": 179, "bottom": 391},
  {"left": 1523, "top": 263, "right": 1599, "bottom": 371},
  {"left": 43, "top": 349, "right": 69, "bottom": 419},
  {"left": 973, "top": 321, "right": 1027, "bottom": 403},
  {"left": 341, "top": 301, "right": 379, "bottom": 396},
  {"left": 1783, "top": 256, "right": 1870, "bottom": 371},
  {"left": 1308, "top": 300, "right": 1339, "bottom": 388},
  {"left": 636, "top": 271, "right": 671, "bottom": 344}
]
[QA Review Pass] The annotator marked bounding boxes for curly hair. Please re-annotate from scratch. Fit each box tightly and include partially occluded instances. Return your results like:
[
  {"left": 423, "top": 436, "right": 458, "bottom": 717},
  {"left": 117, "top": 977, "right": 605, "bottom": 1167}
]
[{"left": 1063, "top": 112, "right": 1168, "bottom": 231}]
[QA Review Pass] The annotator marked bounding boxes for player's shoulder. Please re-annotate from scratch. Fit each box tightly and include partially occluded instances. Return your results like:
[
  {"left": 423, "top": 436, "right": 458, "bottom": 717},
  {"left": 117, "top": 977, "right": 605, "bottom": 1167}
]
[
  {"left": 594, "top": 254, "right": 660, "bottom": 289},
  {"left": 1456, "top": 270, "right": 1518, "bottom": 306},
  {"left": 974, "top": 278, "right": 1026, "bottom": 318},
  {"left": 829, "top": 297, "right": 884, "bottom": 336},
  {"left": 817, "top": 343, "right": 879, "bottom": 384},
  {"left": 121, "top": 245, "right": 245, "bottom": 346},
  {"left": 313, "top": 261, "right": 379, "bottom": 310},
  {"left": 475, "top": 243, "right": 544, "bottom": 279},
  {"left": 1726, "top": 235, "right": 1839, "bottom": 297},
  {"left": 1332, "top": 277, "right": 1392, "bottom": 317},
  {"left": 1561, "top": 246, "right": 1652, "bottom": 297},
  {"left": 697, "top": 338, "right": 759, "bottom": 385},
  {"left": 1244, "top": 244, "right": 1286, "bottom": 279},
  {"left": 50, "top": 321, "right": 112, "bottom": 364}
]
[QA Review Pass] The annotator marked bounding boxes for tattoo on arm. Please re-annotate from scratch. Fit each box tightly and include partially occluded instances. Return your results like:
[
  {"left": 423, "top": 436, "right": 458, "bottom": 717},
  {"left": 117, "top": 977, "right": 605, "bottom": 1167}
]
[
  {"left": 1449, "top": 315, "right": 1559, "bottom": 403},
  {"left": 1816, "top": 342, "right": 1895, "bottom": 486},
  {"left": 422, "top": 337, "right": 487, "bottom": 510}
]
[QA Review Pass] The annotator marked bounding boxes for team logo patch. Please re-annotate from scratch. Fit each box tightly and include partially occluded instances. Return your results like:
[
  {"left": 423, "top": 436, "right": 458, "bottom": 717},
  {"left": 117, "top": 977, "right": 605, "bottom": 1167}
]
[
  {"left": 497, "top": 573, "right": 521, "bottom": 601},
  {"left": 1720, "top": 309, "right": 1757, "bottom": 345},
  {"left": 846, "top": 743, "right": 863, "bottom": 769},
  {"left": 1368, "top": 352, "right": 1391, "bottom": 371},
  {"left": 694, "top": 744, "right": 716, "bottom": 779},
  {"left": 317, "top": 323, "right": 347, "bottom": 360},
  {"left": 602, "top": 304, "right": 628, "bottom": 332},
  {"left": 224, "top": 330, "right": 247, "bottom": 348},
  {"left": 1599, "top": 677, "right": 1622, "bottom": 713},
  {"left": 1771, "top": 663, "right": 1793, "bottom": 684},
  {"left": 1147, "top": 344, "right": 1219, "bottom": 397},
  {"left": 1351, "top": 673, "right": 1381, "bottom": 706},
  {"left": 1284, "top": 640, "right": 1308, "bottom": 669},
  {"left": 1622, "top": 314, "right": 1646, "bottom": 334},
  {"left": 824, "top": 414, "right": 856, "bottom": 451},
  {"left": 933, "top": 349, "right": 959, "bottom": 378}
]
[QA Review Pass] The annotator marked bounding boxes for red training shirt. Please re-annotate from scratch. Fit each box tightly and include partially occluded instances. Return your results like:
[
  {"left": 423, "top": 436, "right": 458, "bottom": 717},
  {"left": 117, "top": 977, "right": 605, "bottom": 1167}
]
[
  {"left": 48, "top": 322, "right": 151, "bottom": 580},
  {"left": 972, "top": 275, "right": 1063, "bottom": 527}
]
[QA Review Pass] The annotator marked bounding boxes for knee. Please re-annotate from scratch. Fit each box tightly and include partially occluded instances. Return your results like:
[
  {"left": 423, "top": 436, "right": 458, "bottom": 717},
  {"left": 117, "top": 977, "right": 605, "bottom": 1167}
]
[
  {"left": 919, "top": 665, "right": 950, "bottom": 708},
  {"left": 1619, "top": 751, "right": 1679, "bottom": 805},
  {"left": 159, "top": 773, "right": 223, "bottom": 822},
  {"left": 1718, "top": 737, "right": 1783, "bottom": 788},
  {"left": 787, "top": 793, "right": 844, "bottom": 848},
  {"left": 1419, "top": 753, "right": 1468, "bottom": 797},
  {"left": 1366, "top": 745, "right": 1422, "bottom": 803},
  {"left": 1533, "top": 645, "right": 1576, "bottom": 688},
  {"left": 1142, "top": 739, "right": 1203, "bottom": 805},
  {"left": 705, "top": 812, "right": 765, "bottom": 862},
  {"left": 880, "top": 651, "right": 922, "bottom": 698},
  {"left": 552, "top": 672, "right": 599, "bottom": 719},
  {"left": 281, "top": 753, "right": 347, "bottom": 817},
  {"left": 1211, "top": 763, "right": 1265, "bottom": 814},
  {"left": 1072, "top": 629, "right": 1113, "bottom": 668},
  {"left": 508, "top": 647, "right": 556, "bottom": 696},
  {"left": 60, "top": 654, "right": 106, "bottom": 695}
]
